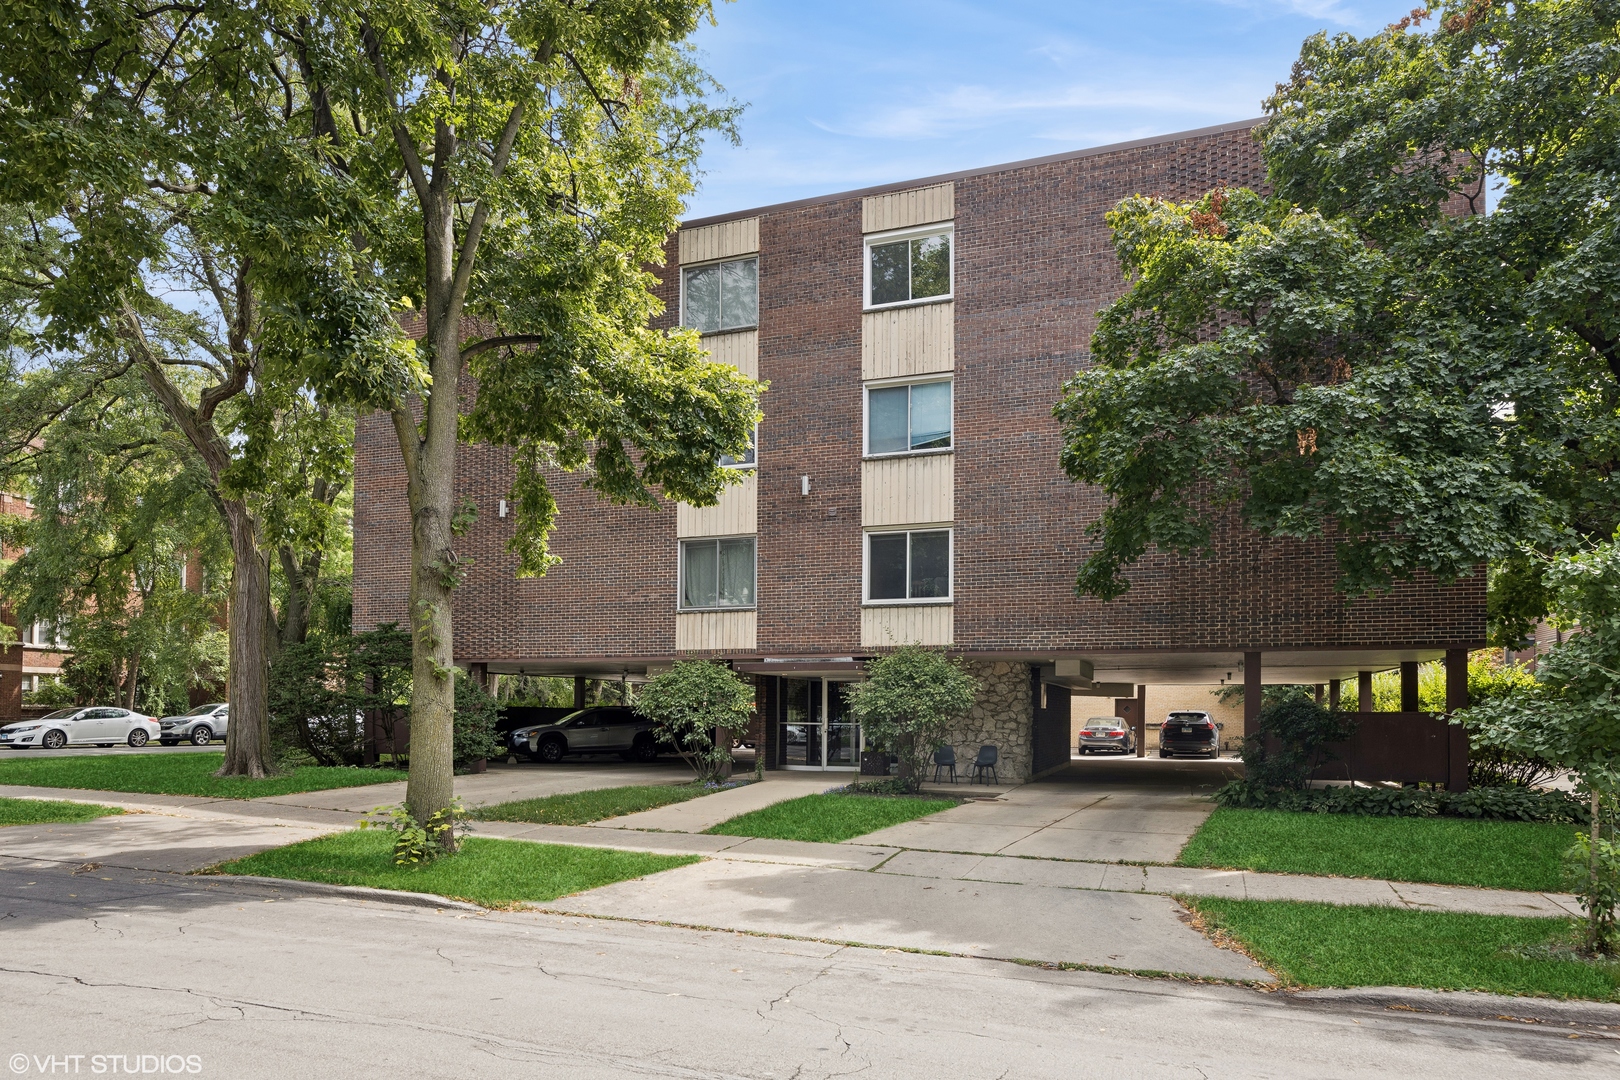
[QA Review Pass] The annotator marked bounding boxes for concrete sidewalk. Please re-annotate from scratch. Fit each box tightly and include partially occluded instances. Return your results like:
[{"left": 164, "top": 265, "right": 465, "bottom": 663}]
[{"left": 587, "top": 772, "right": 846, "bottom": 831}]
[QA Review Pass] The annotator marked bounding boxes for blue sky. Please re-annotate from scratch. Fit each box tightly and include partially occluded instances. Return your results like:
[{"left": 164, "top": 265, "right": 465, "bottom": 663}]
[{"left": 682, "top": 1, "right": 1417, "bottom": 219}]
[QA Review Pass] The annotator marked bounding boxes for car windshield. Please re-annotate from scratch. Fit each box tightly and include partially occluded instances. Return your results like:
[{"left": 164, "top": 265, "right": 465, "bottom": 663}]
[
  {"left": 39, "top": 709, "right": 79, "bottom": 720},
  {"left": 182, "top": 705, "right": 219, "bottom": 716}
]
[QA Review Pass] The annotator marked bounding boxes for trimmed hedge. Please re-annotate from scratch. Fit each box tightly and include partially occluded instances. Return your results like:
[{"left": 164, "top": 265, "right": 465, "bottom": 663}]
[{"left": 1214, "top": 780, "right": 1588, "bottom": 824}]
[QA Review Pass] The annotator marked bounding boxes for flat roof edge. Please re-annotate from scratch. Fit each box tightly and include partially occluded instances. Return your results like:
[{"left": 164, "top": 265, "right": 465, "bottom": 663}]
[{"left": 680, "top": 117, "right": 1267, "bottom": 229}]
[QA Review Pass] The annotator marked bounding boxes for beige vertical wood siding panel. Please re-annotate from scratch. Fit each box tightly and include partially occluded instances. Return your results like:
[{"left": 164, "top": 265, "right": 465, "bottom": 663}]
[
  {"left": 861, "top": 302, "right": 954, "bottom": 379},
  {"left": 678, "top": 472, "right": 758, "bottom": 538},
  {"left": 677, "top": 218, "right": 760, "bottom": 264},
  {"left": 861, "top": 604, "right": 953, "bottom": 647},
  {"left": 676, "top": 609, "right": 758, "bottom": 651},
  {"left": 861, "top": 183, "right": 954, "bottom": 233},
  {"left": 862, "top": 454, "right": 953, "bottom": 527},
  {"left": 703, "top": 328, "right": 759, "bottom": 379}
]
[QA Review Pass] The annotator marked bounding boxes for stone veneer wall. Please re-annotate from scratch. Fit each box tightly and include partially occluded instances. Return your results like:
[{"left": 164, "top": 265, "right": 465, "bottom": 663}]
[{"left": 939, "top": 661, "right": 1034, "bottom": 781}]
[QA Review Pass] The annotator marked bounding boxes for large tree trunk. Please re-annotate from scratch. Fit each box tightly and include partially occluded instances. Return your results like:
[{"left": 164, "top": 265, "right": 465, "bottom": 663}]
[
  {"left": 399, "top": 234, "right": 462, "bottom": 833},
  {"left": 218, "top": 499, "right": 275, "bottom": 778}
]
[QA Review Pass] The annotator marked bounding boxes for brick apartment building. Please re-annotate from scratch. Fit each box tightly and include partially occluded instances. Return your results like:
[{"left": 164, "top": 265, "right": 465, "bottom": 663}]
[
  {"left": 353, "top": 118, "right": 1486, "bottom": 782},
  {"left": 1, "top": 492, "right": 69, "bottom": 723}
]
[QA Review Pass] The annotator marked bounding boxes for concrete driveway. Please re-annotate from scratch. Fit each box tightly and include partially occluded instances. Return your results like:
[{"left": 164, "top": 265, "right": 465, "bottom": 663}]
[{"left": 856, "top": 781, "right": 1217, "bottom": 862}]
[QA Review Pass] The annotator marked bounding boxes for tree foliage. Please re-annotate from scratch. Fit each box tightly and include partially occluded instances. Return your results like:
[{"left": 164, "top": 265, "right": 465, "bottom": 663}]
[
  {"left": 1055, "top": 1, "right": 1620, "bottom": 643},
  {"left": 633, "top": 661, "right": 754, "bottom": 783},
  {"left": 844, "top": 646, "right": 979, "bottom": 793},
  {"left": 1237, "top": 696, "right": 1358, "bottom": 792}
]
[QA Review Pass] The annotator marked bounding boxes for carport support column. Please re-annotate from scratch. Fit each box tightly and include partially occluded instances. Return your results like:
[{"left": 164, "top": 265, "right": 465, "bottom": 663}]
[
  {"left": 1400, "top": 661, "right": 1420, "bottom": 713},
  {"left": 573, "top": 676, "right": 587, "bottom": 709},
  {"left": 1243, "top": 651, "right": 1261, "bottom": 739},
  {"left": 1445, "top": 648, "right": 1470, "bottom": 793},
  {"left": 1358, "top": 671, "right": 1373, "bottom": 712},
  {"left": 1136, "top": 684, "right": 1147, "bottom": 758},
  {"left": 1328, "top": 679, "right": 1341, "bottom": 711}
]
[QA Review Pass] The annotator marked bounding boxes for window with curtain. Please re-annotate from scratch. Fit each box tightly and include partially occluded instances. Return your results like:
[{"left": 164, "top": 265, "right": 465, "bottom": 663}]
[
  {"left": 680, "top": 537, "right": 757, "bottom": 609},
  {"left": 866, "top": 379, "right": 952, "bottom": 455}
]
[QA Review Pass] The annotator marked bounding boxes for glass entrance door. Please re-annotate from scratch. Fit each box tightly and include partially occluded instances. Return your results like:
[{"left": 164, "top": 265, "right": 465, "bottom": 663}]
[{"left": 777, "top": 678, "right": 859, "bottom": 770}]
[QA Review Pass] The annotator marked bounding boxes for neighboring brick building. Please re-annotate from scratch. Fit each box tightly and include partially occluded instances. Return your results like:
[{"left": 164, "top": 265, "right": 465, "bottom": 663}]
[
  {"left": 353, "top": 119, "right": 1487, "bottom": 780},
  {"left": 1, "top": 492, "right": 69, "bottom": 723}
]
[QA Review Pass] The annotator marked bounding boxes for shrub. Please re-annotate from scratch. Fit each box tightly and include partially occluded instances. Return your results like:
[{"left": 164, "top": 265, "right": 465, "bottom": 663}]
[
  {"left": 267, "top": 624, "right": 411, "bottom": 766},
  {"left": 1240, "top": 697, "right": 1357, "bottom": 791},
  {"left": 453, "top": 674, "right": 504, "bottom": 772},
  {"left": 1213, "top": 780, "right": 1589, "bottom": 824},
  {"left": 634, "top": 661, "right": 755, "bottom": 783},
  {"left": 844, "top": 646, "right": 978, "bottom": 793}
]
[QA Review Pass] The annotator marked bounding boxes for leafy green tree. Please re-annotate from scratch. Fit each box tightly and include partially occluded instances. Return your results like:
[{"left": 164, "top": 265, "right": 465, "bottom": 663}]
[
  {"left": 0, "top": 4, "right": 371, "bottom": 779},
  {"left": 845, "top": 646, "right": 979, "bottom": 793},
  {"left": 0, "top": 371, "right": 231, "bottom": 716},
  {"left": 1054, "top": 1, "right": 1620, "bottom": 644},
  {"left": 268, "top": 624, "right": 411, "bottom": 766},
  {"left": 633, "top": 661, "right": 754, "bottom": 783},
  {"left": 250, "top": 0, "right": 763, "bottom": 830},
  {"left": 1462, "top": 543, "right": 1620, "bottom": 954}
]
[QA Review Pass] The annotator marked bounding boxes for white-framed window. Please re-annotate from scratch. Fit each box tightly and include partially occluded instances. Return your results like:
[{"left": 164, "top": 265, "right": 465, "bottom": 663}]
[
  {"left": 682, "top": 256, "right": 759, "bottom": 333},
  {"left": 865, "top": 224, "right": 952, "bottom": 309},
  {"left": 21, "top": 621, "right": 63, "bottom": 648},
  {"left": 680, "top": 536, "right": 757, "bottom": 610},
  {"left": 865, "top": 378, "right": 952, "bottom": 456},
  {"left": 719, "top": 425, "right": 758, "bottom": 469},
  {"left": 865, "top": 528, "right": 952, "bottom": 604}
]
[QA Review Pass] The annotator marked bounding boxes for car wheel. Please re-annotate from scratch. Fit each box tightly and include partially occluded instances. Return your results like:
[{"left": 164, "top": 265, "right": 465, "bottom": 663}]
[
  {"left": 127, "top": 729, "right": 150, "bottom": 748},
  {"left": 190, "top": 726, "right": 213, "bottom": 746},
  {"left": 631, "top": 736, "right": 658, "bottom": 763},
  {"left": 1158, "top": 749, "right": 1169, "bottom": 759},
  {"left": 42, "top": 729, "right": 68, "bottom": 750},
  {"left": 536, "top": 737, "right": 566, "bottom": 763}
]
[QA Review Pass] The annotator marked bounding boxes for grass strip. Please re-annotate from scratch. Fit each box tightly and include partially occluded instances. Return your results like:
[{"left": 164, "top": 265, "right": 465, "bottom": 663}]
[
  {"left": 1187, "top": 897, "right": 1620, "bottom": 1001},
  {"left": 0, "top": 752, "right": 407, "bottom": 800},
  {"left": 0, "top": 796, "right": 124, "bottom": 826},
  {"left": 1177, "top": 807, "right": 1578, "bottom": 892},
  {"left": 472, "top": 782, "right": 719, "bottom": 825},
  {"left": 214, "top": 829, "right": 697, "bottom": 908},
  {"left": 706, "top": 792, "right": 957, "bottom": 843}
]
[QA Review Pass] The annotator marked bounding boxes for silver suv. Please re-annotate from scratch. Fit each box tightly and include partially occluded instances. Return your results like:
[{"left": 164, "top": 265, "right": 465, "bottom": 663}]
[
  {"left": 159, "top": 703, "right": 229, "bottom": 746},
  {"left": 510, "top": 706, "right": 661, "bottom": 764}
]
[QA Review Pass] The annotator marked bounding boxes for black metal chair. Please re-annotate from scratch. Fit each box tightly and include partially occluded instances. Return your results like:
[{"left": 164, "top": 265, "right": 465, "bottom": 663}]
[
  {"left": 969, "top": 744, "right": 999, "bottom": 785},
  {"left": 932, "top": 745, "right": 958, "bottom": 784}
]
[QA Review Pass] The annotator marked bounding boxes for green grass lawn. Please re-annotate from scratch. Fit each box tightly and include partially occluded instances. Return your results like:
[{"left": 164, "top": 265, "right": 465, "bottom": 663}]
[
  {"left": 0, "top": 752, "right": 407, "bottom": 800},
  {"left": 1187, "top": 898, "right": 1620, "bottom": 1001},
  {"left": 0, "top": 796, "right": 124, "bottom": 826},
  {"left": 214, "top": 829, "right": 697, "bottom": 907},
  {"left": 1177, "top": 808, "right": 1578, "bottom": 892},
  {"left": 473, "top": 782, "right": 720, "bottom": 826},
  {"left": 706, "top": 792, "right": 957, "bottom": 843}
]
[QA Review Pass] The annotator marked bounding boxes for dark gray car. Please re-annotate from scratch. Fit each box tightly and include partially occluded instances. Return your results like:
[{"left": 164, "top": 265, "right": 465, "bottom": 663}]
[
  {"left": 1077, "top": 717, "right": 1136, "bottom": 755},
  {"left": 509, "top": 706, "right": 661, "bottom": 763},
  {"left": 1158, "top": 711, "right": 1221, "bottom": 759}
]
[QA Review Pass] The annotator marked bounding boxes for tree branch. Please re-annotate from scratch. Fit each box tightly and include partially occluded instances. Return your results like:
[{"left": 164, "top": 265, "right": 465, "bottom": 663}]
[
  {"left": 361, "top": 24, "right": 430, "bottom": 203},
  {"left": 449, "top": 101, "right": 525, "bottom": 312}
]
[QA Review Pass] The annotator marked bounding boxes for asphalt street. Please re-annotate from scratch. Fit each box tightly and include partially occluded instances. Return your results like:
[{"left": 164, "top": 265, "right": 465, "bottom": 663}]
[{"left": 2, "top": 859, "right": 1616, "bottom": 1080}]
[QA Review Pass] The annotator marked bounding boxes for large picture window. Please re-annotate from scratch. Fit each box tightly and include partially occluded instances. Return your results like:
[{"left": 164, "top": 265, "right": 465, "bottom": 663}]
[
  {"left": 866, "top": 529, "right": 951, "bottom": 603},
  {"left": 866, "top": 379, "right": 951, "bottom": 455},
  {"left": 682, "top": 257, "right": 758, "bottom": 333},
  {"left": 680, "top": 537, "right": 756, "bottom": 609},
  {"left": 866, "top": 226, "right": 952, "bottom": 308}
]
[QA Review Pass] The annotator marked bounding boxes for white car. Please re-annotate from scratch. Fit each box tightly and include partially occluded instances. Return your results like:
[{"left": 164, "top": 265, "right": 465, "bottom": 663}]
[
  {"left": 159, "top": 703, "right": 229, "bottom": 746},
  {"left": 0, "top": 707, "right": 160, "bottom": 750}
]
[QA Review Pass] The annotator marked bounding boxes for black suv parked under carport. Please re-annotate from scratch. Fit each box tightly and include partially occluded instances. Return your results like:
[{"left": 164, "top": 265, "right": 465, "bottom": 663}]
[
  {"left": 1158, "top": 711, "right": 1222, "bottom": 759},
  {"left": 508, "top": 706, "right": 662, "bottom": 763}
]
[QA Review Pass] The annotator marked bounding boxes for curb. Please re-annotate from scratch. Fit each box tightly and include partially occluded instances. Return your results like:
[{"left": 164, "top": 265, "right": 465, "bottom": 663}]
[
  {"left": 200, "top": 873, "right": 486, "bottom": 913},
  {"left": 1292, "top": 986, "right": 1620, "bottom": 1028}
]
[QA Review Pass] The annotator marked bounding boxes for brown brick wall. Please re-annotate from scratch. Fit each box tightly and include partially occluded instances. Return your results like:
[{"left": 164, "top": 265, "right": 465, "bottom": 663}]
[{"left": 351, "top": 123, "right": 1485, "bottom": 664}]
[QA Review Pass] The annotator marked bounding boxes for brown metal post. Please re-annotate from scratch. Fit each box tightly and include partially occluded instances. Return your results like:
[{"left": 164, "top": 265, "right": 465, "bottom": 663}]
[
  {"left": 1314, "top": 684, "right": 1324, "bottom": 705},
  {"left": 1358, "top": 670, "right": 1374, "bottom": 712},
  {"left": 1136, "top": 684, "right": 1148, "bottom": 757},
  {"left": 573, "top": 676, "right": 587, "bottom": 709},
  {"left": 1445, "top": 648, "right": 1470, "bottom": 792},
  {"left": 1328, "top": 679, "right": 1341, "bottom": 711},
  {"left": 1243, "top": 652, "right": 1262, "bottom": 738},
  {"left": 1400, "top": 661, "right": 1420, "bottom": 712},
  {"left": 469, "top": 662, "right": 488, "bottom": 690}
]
